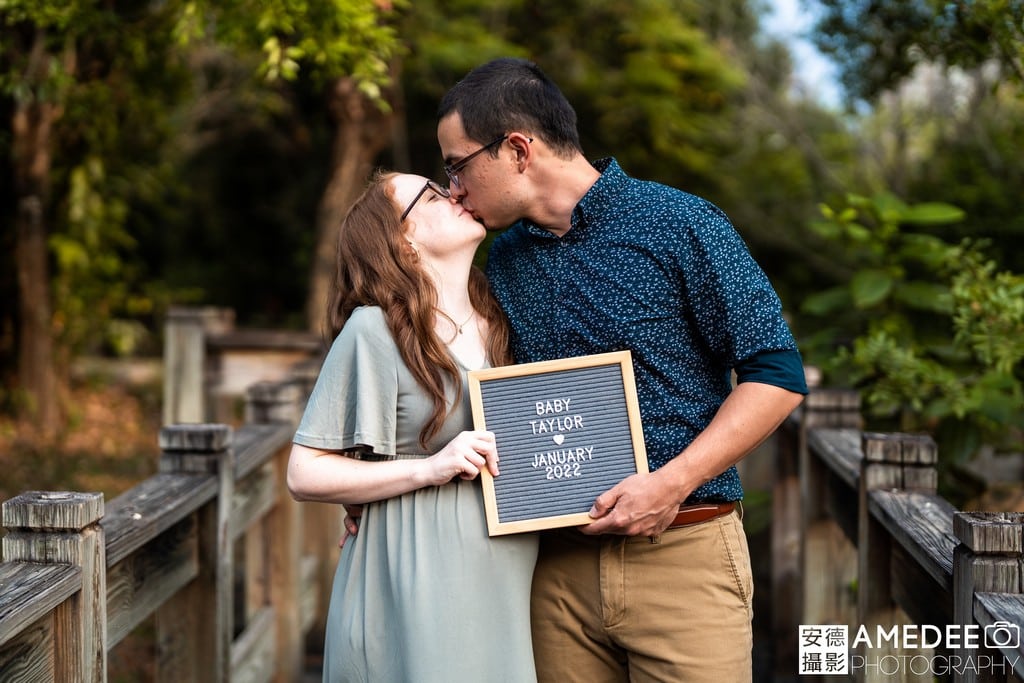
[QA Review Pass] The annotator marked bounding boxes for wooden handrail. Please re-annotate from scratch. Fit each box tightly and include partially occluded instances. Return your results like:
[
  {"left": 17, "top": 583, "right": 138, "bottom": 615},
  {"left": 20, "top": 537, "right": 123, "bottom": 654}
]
[{"left": 773, "top": 388, "right": 1024, "bottom": 682}]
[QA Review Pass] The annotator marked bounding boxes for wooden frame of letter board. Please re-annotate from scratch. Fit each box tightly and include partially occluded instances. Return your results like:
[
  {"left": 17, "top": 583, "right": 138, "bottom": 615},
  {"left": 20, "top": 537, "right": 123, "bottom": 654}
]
[{"left": 468, "top": 350, "right": 649, "bottom": 536}]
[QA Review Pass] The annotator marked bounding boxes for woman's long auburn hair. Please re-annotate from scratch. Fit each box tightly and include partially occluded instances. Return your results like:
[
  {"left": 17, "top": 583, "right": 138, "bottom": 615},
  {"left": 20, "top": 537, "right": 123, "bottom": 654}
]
[{"left": 327, "top": 171, "right": 513, "bottom": 449}]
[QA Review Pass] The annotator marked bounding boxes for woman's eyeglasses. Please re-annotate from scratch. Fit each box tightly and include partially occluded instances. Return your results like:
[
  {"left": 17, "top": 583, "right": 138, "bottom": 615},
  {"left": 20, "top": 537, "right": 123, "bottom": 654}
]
[{"left": 400, "top": 179, "right": 452, "bottom": 222}]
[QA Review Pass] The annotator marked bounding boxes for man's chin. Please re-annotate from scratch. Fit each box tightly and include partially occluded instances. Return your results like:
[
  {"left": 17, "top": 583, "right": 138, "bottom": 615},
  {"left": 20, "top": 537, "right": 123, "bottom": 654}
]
[{"left": 476, "top": 216, "right": 510, "bottom": 232}]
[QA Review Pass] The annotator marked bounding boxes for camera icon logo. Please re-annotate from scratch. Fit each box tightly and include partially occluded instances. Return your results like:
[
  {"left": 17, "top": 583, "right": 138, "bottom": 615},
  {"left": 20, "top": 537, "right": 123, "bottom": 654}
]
[{"left": 984, "top": 621, "right": 1020, "bottom": 649}]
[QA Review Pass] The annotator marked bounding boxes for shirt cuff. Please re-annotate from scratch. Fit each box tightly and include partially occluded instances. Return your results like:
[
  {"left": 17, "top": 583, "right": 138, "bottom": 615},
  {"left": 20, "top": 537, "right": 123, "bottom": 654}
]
[{"left": 735, "top": 348, "right": 809, "bottom": 394}]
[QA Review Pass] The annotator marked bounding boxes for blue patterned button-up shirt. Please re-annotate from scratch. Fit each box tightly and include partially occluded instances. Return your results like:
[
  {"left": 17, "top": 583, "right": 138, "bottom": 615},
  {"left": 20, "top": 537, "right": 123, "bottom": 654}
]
[{"left": 486, "top": 158, "right": 806, "bottom": 502}]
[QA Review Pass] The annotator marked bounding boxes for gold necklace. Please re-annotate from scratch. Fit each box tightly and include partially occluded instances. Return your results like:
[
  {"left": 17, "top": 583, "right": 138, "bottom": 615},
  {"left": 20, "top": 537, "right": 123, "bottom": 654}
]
[{"left": 439, "top": 308, "right": 476, "bottom": 335}]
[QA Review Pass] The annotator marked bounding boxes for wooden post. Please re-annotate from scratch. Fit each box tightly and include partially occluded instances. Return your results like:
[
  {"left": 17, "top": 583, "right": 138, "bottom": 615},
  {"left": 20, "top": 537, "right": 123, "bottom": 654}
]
[
  {"left": 163, "top": 307, "right": 234, "bottom": 425},
  {"left": 771, "top": 415, "right": 803, "bottom": 678},
  {"left": 798, "top": 390, "right": 862, "bottom": 630},
  {"left": 953, "top": 511, "right": 1024, "bottom": 683},
  {"left": 245, "top": 382, "right": 305, "bottom": 681},
  {"left": 2, "top": 491, "right": 107, "bottom": 682},
  {"left": 857, "top": 433, "right": 938, "bottom": 682},
  {"left": 245, "top": 380, "right": 305, "bottom": 426},
  {"left": 155, "top": 424, "right": 234, "bottom": 683}
]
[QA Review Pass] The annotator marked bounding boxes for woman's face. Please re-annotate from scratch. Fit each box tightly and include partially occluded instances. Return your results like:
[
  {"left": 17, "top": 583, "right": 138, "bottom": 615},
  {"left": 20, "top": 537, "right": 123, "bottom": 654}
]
[{"left": 393, "top": 174, "right": 486, "bottom": 260}]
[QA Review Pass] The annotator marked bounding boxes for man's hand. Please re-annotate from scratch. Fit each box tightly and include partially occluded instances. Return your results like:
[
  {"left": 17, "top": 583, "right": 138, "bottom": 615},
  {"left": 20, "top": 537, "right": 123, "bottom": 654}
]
[
  {"left": 579, "top": 471, "right": 683, "bottom": 537},
  {"left": 338, "top": 504, "right": 363, "bottom": 548}
]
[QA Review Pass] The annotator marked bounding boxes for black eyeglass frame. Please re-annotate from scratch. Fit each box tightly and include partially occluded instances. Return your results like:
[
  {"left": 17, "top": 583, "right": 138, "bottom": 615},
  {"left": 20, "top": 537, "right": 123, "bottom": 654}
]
[
  {"left": 444, "top": 134, "right": 508, "bottom": 188},
  {"left": 400, "top": 179, "right": 452, "bottom": 222}
]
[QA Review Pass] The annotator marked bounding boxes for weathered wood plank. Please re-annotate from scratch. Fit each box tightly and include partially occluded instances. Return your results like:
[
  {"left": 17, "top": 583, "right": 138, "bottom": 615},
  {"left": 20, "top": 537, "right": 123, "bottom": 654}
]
[
  {"left": 955, "top": 512, "right": 1024, "bottom": 555},
  {"left": 234, "top": 422, "right": 293, "bottom": 481},
  {"left": 299, "top": 555, "right": 319, "bottom": 634},
  {"left": 824, "top": 468, "right": 858, "bottom": 544},
  {"left": 105, "top": 424, "right": 288, "bottom": 566},
  {"left": 163, "top": 307, "right": 234, "bottom": 424},
  {"left": 807, "top": 428, "right": 862, "bottom": 488},
  {"left": 0, "top": 563, "right": 80, "bottom": 643},
  {"left": 891, "top": 541, "right": 954, "bottom": 629},
  {"left": 230, "top": 605, "right": 276, "bottom": 683},
  {"left": 868, "top": 489, "right": 957, "bottom": 590},
  {"left": 1, "top": 492, "right": 104, "bottom": 531},
  {"left": 106, "top": 517, "right": 198, "bottom": 648},
  {"left": 104, "top": 473, "right": 217, "bottom": 566},
  {"left": 0, "top": 618, "right": 55, "bottom": 683},
  {"left": 974, "top": 592, "right": 1024, "bottom": 678},
  {"left": 231, "top": 462, "right": 278, "bottom": 542}
]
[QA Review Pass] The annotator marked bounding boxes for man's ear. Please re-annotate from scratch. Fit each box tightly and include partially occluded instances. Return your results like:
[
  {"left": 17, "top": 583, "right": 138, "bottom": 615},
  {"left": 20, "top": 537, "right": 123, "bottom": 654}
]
[{"left": 507, "top": 132, "right": 533, "bottom": 166}]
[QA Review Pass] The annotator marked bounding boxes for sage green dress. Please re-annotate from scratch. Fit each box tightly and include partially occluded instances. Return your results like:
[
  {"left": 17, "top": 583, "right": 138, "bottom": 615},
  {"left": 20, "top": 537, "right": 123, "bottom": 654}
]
[{"left": 294, "top": 306, "right": 538, "bottom": 683}]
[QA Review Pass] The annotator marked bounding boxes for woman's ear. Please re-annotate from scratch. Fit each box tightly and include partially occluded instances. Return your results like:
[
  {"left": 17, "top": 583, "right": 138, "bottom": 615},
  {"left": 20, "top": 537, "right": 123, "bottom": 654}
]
[{"left": 405, "top": 239, "right": 420, "bottom": 261}]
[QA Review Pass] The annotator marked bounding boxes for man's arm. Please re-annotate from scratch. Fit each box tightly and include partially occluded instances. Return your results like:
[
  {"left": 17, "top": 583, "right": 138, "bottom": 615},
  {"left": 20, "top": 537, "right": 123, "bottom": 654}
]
[{"left": 581, "top": 382, "right": 804, "bottom": 536}]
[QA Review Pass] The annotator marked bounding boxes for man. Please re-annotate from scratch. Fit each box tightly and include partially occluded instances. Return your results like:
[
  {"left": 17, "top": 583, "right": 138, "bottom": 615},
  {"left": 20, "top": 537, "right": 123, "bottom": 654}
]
[{"left": 437, "top": 58, "right": 807, "bottom": 682}]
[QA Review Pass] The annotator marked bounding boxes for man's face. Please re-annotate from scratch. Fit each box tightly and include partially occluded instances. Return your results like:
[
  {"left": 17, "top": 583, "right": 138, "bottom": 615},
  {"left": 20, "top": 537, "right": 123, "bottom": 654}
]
[{"left": 437, "top": 113, "right": 517, "bottom": 231}]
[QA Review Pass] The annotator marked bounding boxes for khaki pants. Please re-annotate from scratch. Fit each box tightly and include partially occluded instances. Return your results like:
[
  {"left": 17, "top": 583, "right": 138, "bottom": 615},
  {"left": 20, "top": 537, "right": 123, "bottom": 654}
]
[{"left": 530, "top": 510, "right": 753, "bottom": 683}]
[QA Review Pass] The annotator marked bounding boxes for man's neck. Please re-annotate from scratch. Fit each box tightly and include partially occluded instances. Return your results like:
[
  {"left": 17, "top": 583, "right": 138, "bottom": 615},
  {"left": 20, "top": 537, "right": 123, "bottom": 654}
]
[{"left": 530, "top": 155, "right": 602, "bottom": 237}]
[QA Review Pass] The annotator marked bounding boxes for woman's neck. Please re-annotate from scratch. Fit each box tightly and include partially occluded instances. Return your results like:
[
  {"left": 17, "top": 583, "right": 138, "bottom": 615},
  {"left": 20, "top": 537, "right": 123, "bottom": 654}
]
[{"left": 423, "top": 253, "right": 475, "bottom": 317}]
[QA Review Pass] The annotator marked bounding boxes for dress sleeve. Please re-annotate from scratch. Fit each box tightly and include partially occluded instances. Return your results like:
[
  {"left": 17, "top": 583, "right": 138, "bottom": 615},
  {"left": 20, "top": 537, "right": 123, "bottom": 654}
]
[{"left": 292, "top": 307, "right": 399, "bottom": 455}]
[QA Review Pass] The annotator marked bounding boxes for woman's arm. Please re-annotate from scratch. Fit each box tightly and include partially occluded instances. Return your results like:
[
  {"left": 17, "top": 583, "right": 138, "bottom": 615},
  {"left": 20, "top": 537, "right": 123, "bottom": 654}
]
[{"left": 286, "top": 430, "right": 500, "bottom": 505}]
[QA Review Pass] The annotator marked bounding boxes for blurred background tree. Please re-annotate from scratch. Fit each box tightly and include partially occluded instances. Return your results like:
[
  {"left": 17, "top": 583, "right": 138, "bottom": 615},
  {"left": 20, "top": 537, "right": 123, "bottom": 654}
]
[{"left": 0, "top": 0, "right": 398, "bottom": 437}]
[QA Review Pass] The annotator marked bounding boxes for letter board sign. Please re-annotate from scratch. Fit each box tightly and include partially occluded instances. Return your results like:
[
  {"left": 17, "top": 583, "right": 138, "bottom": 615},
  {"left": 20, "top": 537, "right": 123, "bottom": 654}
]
[{"left": 468, "top": 350, "right": 648, "bottom": 536}]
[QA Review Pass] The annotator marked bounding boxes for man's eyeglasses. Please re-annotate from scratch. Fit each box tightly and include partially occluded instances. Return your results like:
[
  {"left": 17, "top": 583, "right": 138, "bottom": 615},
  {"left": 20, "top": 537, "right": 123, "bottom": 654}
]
[
  {"left": 444, "top": 135, "right": 508, "bottom": 188},
  {"left": 400, "top": 179, "right": 452, "bottom": 222}
]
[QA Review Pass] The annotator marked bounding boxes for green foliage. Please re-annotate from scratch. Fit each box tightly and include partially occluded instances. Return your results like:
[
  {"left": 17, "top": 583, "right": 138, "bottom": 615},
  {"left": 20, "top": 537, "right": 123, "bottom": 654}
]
[
  {"left": 803, "top": 194, "right": 1023, "bottom": 462},
  {"left": 801, "top": 193, "right": 963, "bottom": 347},
  {"left": 950, "top": 248, "right": 1024, "bottom": 376},
  {"left": 182, "top": 0, "right": 401, "bottom": 97}
]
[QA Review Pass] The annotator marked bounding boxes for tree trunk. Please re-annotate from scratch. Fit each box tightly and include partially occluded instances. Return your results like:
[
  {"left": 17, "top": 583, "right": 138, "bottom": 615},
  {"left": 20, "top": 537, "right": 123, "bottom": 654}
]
[
  {"left": 11, "top": 27, "right": 65, "bottom": 439},
  {"left": 306, "top": 76, "right": 395, "bottom": 335}
]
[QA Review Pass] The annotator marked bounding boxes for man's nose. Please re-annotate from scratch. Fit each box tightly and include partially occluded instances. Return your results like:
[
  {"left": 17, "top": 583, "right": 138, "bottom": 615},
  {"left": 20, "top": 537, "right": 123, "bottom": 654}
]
[{"left": 448, "top": 183, "right": 467, "bottom": 200}]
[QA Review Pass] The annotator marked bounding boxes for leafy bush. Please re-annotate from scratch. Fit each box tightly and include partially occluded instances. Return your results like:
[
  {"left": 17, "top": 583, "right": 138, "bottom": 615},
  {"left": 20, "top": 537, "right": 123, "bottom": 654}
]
[{"left": 800, "top": 193, "right": 1023, "bottom": 465}]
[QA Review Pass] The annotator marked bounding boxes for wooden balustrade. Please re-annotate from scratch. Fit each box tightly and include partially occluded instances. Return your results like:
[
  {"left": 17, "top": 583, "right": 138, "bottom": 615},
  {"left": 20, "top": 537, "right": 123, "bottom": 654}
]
[
  {"left": 773, "top": 388, "right": 1024, "bottom": 682},
  {"left": 0, "top": 376, "right": 340, "bottom": 682}
]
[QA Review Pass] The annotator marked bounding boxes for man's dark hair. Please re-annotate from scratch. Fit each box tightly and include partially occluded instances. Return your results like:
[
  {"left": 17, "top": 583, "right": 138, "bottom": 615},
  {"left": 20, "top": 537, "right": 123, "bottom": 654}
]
[{"left": 438, "top": 57, "right": 582, "bottom": 158}]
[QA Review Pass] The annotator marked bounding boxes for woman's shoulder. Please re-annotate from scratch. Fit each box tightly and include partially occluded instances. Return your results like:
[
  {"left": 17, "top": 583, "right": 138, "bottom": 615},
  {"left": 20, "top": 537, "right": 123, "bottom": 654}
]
[
  {"left": 346, "top": 304, "right": 386, "bottom": 327},
  {"left": 334, "top": 306, "right": 393, "bottom": 347}
]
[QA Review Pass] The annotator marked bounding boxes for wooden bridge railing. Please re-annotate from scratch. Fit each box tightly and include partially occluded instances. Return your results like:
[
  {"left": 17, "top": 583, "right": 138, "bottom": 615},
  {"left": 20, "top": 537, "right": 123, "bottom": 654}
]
[
  {"left": 0, "top": 376, "right": 340, "bottom": 682},
  {"left": 773, "top": 388, "right": 1024, "bottom": 682}
]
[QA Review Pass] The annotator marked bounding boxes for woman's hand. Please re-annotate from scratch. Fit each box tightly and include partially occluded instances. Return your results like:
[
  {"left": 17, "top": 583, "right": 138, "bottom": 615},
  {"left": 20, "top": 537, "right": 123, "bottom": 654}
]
[{"left": 424, "top": 430, "right": 499, "bottom": 485}]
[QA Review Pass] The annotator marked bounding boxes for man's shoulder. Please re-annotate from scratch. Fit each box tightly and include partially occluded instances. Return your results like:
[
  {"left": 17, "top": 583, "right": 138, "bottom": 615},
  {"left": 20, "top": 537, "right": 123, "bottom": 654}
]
[
  {"left": 601, "top": 178, "right": 731, "bottom": 243},
  {"left": 598, "top": 162, "right": 726, "bottom": 225}
]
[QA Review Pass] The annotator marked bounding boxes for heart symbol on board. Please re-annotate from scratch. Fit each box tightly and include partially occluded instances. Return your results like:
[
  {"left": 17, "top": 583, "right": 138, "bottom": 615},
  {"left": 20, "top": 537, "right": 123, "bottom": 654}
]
[{"left": 553, "top": 434, "right": 565, "bottom": 445}]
